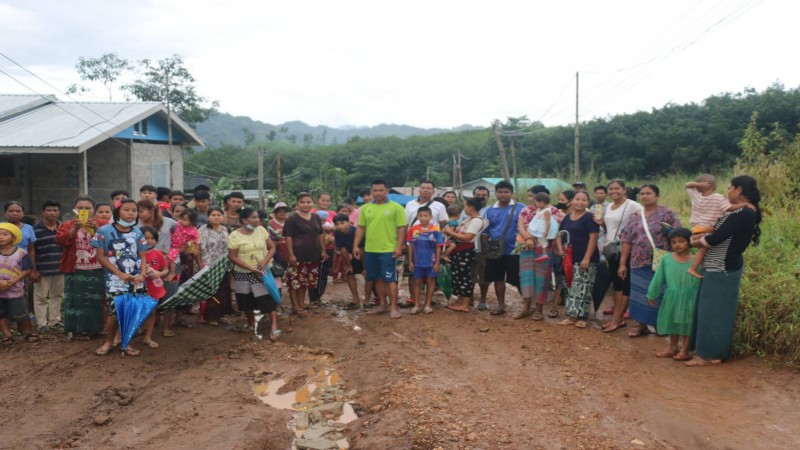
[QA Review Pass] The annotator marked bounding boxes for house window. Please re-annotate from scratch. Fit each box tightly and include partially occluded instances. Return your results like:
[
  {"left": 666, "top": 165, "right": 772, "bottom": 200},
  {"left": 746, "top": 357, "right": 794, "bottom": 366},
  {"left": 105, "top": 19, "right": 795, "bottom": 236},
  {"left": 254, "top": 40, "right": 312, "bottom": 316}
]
[
  {"left": 151, "top": 162, "right": 169, "bottom": 187},
  {"left": 133, "top": 119, "right": 148, "bottom": 136}
]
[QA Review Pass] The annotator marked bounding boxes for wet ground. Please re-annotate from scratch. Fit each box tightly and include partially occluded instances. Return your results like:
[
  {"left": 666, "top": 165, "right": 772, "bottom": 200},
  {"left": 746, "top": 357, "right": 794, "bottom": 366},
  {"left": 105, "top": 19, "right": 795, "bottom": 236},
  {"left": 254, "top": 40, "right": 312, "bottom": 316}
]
[{"left": 1, "top": 279, "right": 799, "bottom": 449}]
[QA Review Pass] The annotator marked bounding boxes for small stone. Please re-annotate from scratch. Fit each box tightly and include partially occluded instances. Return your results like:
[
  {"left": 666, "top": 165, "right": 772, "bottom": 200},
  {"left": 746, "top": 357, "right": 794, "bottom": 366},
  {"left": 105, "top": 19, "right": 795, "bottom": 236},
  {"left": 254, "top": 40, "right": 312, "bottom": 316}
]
[
  {"left": 295, "top": 437, "right": 339, "bottom": 450},
  {"left": 631, "top": 438, "right": 645, "bottom": 446},
  {"left": 623, "top": 392, "right": 630, "bottom": 398},
  {"left": 370, "top": 404, "right": 383, "bottom": 413},
  {"left": 296, "top": 412, "right": 310, "bottom": 430},
  {"left": 93, "top": 415, "right": 110, "bottom": 426},
  {"left": 302, "top": 426, "right": 336, "bottom": 440},
  {"left": 479, "top": 327, "right": 490, "bottom": 333},
  {"left": 312, "top": 402, "right": 344, "bottom": 416},
  {"left": 117, "top": 398, "right": 132, "bottom": 406}
]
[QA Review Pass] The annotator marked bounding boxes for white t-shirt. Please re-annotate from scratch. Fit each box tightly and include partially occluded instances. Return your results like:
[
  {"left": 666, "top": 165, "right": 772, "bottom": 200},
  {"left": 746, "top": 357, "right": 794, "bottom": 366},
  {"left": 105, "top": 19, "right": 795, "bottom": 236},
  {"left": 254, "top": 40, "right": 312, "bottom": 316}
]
[
  {"left": 604, "top": 199, "right": 643, "bottom": 242},
  {"left": 457, "top": 216, "right": 489, "bottom": 247},
  {"left": 405, "top": 198, "right": 448, "bottom": 227}
]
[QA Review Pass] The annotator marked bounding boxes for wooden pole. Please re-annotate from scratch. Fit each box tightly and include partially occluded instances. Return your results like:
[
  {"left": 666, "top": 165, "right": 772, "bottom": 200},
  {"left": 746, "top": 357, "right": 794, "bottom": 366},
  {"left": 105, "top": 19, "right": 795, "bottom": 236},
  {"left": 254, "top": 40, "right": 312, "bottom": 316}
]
[
  {"left": 492, "top": 123, "right": 511, "bottom": 181},
  {"left": 257, "top": 146, "right": 264, "bottom": 209},
  {"left": 509, "top": 137, "right": 518, "bottom": 193},
  {"left": 276, "top": 154, "right": 282, "bottom": 200},
  {"left": 574, "top": 71, "right": 580, "bottom": 180},
  {"left": 79, "top": 150, "right": 89, "bottom": 195},
  {"left": 166, "top": 71, "right": 174, "bottom": 187}
]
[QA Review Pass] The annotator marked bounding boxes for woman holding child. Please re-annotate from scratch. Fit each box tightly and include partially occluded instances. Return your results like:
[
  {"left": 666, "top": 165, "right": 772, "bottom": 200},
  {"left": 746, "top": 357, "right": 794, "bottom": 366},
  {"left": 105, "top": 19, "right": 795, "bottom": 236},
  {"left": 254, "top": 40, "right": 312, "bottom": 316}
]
[
  {"left": 515, "top": 187, "right": 554, "bottom": 320},
  {"left": 443, "top": 198, "right": 487, "bottom": 312},
  {"left": 687, "top": 175, "right": 762, "bottom": 367},
  {"left": 618, "top": 184, "right": 681, "bottom": 338}
]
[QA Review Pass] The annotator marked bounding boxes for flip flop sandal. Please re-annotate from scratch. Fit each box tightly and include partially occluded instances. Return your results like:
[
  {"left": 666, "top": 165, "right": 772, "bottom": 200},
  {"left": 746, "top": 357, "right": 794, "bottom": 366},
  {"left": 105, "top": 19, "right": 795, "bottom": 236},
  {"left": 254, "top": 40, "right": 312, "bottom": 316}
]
[
  {"left": 389, "top": 311, "right": 402, "bottom": 319},
  {"left": 24, "top": 333, "right": 40, "bottom": 342},
  {"left": 547, "top": 308, "right": 558, "bottom": 318},
  {"left": 489, "top": 308, "right": 506, "bottom": 316},
  {"left": 424, "top": 306, "right": 433, "bottom": 314},
  {"left": 628, "top": 329, "right": 651, "bottom": 338},
  {"left": 602, "top": 322, "right": 627, "bottom": 333},
  {"left": 531, "top": 312, "right": 544, "bottom": 321},
  {"left": 574, "top": 320, "right": 588, "bottom": 328},
  {"left": 143, "top": 340, "right": 159, "bottom": 349},
  {"left": 477, "top": 303, "right": 488, "bottom": 311},
  {"left": 672, "top": 353, "right": 693, "bottom": 361},
  {"left": 269, "top": 330, "right": 282, "bottom": 342},
  {"left": 162, "top": 330, "right": 176, "bottom": 337},
  {"left": 1, "top": 337, "right": 13, "bottom": 345},
  {"left": 95, "top": 346, "right": 113, "bottom": 356},
  {"left": 656, "top": 350, "right": 676, "bottom": 358},
  {"left": 410, "top": 306, "right": 420, "bottom": 315},
  {"left": 559, "top": 318, "right": 577, "bottom": 325},
  {"left": 122, "top": 347, "right": 141, "bottom": 357}
]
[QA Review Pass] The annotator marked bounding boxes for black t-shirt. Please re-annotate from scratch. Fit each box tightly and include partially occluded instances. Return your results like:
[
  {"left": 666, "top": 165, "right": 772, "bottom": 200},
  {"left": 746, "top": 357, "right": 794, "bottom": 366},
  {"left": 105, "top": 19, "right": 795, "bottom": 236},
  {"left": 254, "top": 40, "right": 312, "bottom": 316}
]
[
  {"left": 283, "top": 213, "right": 322, "bottom": 262},
  {"left": 704, "top": 208, "right": 756, "bottom": 272},
  {"left": 334, "top": 225, "right": 364, "bottom": 252}
]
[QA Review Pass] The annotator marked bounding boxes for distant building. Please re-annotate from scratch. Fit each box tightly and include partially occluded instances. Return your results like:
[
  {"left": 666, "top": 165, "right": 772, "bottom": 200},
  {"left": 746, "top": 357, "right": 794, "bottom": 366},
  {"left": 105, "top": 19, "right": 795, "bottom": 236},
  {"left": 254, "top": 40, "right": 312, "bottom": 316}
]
[
  {"left": 461, "top": 177, "right": 572, "bottom": 198},
  {"left": 0, "top": 94, "right": 202, "bottom": 210}
]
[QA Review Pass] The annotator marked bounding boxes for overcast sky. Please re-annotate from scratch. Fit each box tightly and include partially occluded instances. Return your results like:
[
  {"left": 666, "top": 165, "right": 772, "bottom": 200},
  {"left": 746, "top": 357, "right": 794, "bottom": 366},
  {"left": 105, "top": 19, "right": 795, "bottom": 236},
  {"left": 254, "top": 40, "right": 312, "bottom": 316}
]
[{"left": 0, "top": 0, "right": 796, "bottom": 129}]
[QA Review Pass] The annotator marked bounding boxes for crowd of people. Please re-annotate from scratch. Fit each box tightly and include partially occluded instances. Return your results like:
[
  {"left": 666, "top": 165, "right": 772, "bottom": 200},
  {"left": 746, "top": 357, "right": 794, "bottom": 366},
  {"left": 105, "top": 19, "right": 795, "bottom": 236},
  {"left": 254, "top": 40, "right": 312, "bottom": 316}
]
[{"left": 0, "top": 174, "right": 762, "bottom": 367}]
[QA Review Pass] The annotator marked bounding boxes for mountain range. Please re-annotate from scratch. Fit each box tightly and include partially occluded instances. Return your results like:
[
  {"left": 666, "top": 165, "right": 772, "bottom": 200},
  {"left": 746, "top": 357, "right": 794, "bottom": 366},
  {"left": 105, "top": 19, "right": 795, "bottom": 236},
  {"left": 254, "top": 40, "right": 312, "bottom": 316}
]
[{"left": 194, "top": 112, "right": 482, "bottom": 148}]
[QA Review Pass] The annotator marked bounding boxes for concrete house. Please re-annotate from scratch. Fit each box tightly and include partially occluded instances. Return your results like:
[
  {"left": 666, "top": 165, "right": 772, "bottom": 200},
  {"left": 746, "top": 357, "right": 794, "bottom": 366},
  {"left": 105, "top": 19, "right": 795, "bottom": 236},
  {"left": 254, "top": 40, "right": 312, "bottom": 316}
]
[{"left": 0, "top": 94, "right": 203, "bottom": 211}]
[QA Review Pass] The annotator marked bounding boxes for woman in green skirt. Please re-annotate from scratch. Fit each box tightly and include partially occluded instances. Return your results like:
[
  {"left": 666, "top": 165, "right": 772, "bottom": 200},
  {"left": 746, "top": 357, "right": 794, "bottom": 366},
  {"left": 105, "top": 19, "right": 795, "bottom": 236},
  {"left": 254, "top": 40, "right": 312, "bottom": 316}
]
[{"left": 56, "top": 196, "right": 106, "bottom": 339}]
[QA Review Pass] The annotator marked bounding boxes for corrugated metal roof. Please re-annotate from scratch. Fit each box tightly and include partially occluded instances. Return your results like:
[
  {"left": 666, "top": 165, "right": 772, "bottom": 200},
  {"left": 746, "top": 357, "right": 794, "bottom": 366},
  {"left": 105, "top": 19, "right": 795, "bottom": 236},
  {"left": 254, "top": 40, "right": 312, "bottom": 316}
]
[
  {"left": 0, "top": 94, "right": 54, "bottom": 121},
  {"left": 0, "top": 95, "right": 203, "bottom": 153}
]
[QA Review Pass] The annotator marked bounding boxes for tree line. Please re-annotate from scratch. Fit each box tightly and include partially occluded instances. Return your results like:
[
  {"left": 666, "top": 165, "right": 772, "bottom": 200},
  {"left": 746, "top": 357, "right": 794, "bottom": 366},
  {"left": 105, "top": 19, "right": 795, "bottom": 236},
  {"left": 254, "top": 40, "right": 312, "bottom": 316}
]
[{"left": 185, "top": 83, "right": 800, "bottom": 202}]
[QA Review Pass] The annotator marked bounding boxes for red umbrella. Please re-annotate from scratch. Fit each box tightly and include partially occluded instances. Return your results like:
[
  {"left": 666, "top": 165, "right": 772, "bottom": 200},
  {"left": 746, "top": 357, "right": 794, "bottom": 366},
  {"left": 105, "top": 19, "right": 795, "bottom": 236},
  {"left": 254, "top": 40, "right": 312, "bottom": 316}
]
[{"left": 559, "top": 230, "right": 574, "bottom": 288}]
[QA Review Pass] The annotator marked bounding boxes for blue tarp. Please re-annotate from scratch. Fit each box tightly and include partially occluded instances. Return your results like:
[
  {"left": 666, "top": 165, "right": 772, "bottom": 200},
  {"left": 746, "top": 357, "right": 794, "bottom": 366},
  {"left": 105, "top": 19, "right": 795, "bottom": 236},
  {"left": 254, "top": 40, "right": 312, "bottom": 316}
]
[{"left": 356, "top": 194, "right": 416, "bottom": 206}]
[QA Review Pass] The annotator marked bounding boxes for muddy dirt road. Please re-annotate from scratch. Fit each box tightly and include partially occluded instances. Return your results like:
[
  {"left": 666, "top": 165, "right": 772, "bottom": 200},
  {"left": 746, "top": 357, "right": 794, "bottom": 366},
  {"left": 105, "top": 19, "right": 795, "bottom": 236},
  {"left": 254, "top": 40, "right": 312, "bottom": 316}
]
[{"left": 1, "top": 282, "right": 799, "bottom": 449}]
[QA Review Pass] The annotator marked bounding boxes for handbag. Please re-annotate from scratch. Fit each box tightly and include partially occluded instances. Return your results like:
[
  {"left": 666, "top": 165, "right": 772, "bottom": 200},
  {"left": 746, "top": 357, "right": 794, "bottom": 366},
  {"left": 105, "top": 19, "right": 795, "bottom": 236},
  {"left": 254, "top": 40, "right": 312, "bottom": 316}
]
[
  {"left": 640, "top": 211, "right": 668, "bottom": 272},
  {"left": 270, "top": 263, "right": 286, "bottom": 278},
  {"left": 601, "top": 200, "right": 628, "bottom": 261},
  {"left": 485, "top": 204, "right": 516, "bottom": 260}
]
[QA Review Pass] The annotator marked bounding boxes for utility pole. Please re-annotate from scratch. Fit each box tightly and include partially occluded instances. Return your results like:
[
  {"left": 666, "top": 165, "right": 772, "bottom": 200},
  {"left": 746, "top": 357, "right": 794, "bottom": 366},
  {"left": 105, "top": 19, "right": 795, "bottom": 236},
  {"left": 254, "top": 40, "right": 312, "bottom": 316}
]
[
  {"left": 492, "top": 123, "right": 512, "bottom": 181},
  {"left": 456, "top": 149, "right": 464, "bottom": 202},
  {"left": 257, "top": 146, "right": 264, "bottom": 209},
  {"left": 509, "top": 137, "right": 518, "bottom": 193},
  {"left": 166, "top": 70, "right": 174, "bottom": 187},
  {"left": 574, "top": 71, "right": 580, "bottom": 180},
  {"left": 276, "top": 154, "right": 282, "bottom": 201}
]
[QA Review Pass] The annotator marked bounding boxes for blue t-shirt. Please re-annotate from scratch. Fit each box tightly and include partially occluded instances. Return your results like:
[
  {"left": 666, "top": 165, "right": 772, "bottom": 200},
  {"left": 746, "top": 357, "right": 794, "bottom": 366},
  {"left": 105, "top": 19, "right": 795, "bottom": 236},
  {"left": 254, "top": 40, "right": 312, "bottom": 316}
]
[
  {"left": 558, "top": 212, "right": 600, "bottom": 263},
  {"left": 482, "top": 202, "right": 524, "bottom": 255},
  {"left": 91, "top": 223, "right": 147, "bottom": 294},
  {"left": 406, "top": 224, "right": 444, "bottom": 268},
  {"left": 15, "top": 223, "right": 36, "bottom": 250}
]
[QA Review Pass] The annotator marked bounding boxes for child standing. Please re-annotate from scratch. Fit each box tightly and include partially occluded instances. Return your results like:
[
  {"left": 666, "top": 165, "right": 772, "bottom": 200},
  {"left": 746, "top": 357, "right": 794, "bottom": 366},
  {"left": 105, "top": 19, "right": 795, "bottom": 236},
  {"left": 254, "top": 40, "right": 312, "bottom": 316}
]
[
  {"left": 92, "top": 199, "right": 148, "bottom": 356},
  {"left": 685, "top": 174, "right": 749, "bottom": 278},
  {"left": 406, "top": 206, "right": 444, "bottom": 315},
  {"left": 334, "top": 214, "right": 363, "bottom": 309},
  {"left": 140, "top": 226, "right": 174, "bottom": 349},
  {"left": 0, "top": 223, "right": 35, "bottom": 344},
  {"left": 647, "top": 228, "right": 701, "bottom": 361}
]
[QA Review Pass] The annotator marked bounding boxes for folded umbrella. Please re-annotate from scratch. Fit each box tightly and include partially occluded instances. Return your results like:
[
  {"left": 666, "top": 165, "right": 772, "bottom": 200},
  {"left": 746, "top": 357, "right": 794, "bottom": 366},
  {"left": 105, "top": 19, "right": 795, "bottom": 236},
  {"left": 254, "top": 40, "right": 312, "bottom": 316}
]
[
  {"left": 559, "top": 230, "right": 574, "bottom": 288},
  {"left": 261, "top": 269, "right": 282, "bottom": 304},
  {"left": 115, "top": 288, "right": 158, "bottom": 351}
]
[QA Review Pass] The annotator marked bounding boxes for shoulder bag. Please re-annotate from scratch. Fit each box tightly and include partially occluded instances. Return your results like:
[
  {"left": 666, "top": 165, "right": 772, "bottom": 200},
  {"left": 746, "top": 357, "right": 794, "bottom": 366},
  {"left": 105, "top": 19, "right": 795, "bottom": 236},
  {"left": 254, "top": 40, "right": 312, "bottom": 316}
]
[
  {"left": 485, "top": 205, "right": 516, "bottom": 260},
  {"left": 601, "top": 200, "right": 628, "bottom": 262},
  {"left": 640, "top": 211, "right": 668, "bottom": 272}
]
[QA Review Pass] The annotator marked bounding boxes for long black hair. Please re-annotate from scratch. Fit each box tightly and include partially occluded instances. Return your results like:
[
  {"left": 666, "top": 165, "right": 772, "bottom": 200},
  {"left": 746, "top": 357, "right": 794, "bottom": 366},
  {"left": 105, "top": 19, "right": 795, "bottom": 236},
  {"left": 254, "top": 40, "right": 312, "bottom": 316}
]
[{"left": 731, "top": 175, "right": 762, "bottom": 246}]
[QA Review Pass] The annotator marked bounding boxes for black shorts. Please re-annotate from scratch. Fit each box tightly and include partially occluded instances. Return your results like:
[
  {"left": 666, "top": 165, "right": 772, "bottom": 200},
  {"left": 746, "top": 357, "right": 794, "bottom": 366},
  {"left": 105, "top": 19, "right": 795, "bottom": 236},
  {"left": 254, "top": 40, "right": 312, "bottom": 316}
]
[
  {"left": 236, "top": 293, "right": 277, "bottom": 314},
  {"left": 484, "top": 255, "right": 520, "bottom": 286},
  {"left": 346, "top": 258, "right": 364, "bottom": 276},
  {"left": 607, "top": 257, "right": 631, "bottom": 296}
]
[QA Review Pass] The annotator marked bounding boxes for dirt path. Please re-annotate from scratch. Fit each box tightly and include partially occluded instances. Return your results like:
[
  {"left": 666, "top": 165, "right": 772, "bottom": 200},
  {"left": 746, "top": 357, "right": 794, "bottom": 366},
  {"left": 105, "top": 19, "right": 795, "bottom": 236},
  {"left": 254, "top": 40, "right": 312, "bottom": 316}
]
[{"left": 1, "top": 282, "right": 799, "bottom": 449}]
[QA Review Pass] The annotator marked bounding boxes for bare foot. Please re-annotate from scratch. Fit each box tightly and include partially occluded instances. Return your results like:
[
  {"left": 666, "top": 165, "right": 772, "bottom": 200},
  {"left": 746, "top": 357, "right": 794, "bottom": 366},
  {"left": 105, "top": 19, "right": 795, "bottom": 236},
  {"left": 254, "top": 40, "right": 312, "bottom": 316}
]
[
  {"left": 687, "top": 267, "right": 704, "bottom": 279},
  {"left": 367, "top": 306, "right": 387, "bottom": 315},
  {"left": 656, "top": 349, "right": 676, "bottom": 358}
]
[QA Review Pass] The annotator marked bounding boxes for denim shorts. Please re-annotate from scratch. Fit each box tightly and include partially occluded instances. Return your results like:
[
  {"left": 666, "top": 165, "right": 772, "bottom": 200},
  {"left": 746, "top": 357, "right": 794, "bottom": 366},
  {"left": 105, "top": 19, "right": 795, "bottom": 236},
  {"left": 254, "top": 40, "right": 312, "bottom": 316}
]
[
  {"left": 364, "top": 252, "right": 397, "bottom": 282},
  {"left": 0, "top": 296, "right": 29, "bottom": 321}
]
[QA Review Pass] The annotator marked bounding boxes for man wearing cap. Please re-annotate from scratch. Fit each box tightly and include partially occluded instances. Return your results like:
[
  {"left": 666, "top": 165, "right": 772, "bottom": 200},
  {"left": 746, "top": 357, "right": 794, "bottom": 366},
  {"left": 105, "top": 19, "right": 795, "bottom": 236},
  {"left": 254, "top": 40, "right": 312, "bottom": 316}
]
[{"left": 0, "top": 222, "right": 38, "bottom": 343}]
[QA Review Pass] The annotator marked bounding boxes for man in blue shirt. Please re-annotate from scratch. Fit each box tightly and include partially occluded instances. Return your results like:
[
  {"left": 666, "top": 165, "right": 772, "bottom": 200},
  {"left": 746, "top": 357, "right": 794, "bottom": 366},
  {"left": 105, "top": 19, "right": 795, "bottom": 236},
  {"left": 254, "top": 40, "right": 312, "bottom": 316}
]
[{"left": 481, "top": 180, "right": 524, "bottom": 315}]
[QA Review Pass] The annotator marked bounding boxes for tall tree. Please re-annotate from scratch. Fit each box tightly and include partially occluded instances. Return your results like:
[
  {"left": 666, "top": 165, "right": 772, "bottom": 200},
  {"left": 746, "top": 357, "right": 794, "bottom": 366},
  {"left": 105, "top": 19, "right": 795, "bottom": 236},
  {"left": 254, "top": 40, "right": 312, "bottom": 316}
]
[
  {"left": 66, "top": 53, "right": 131, "bottom": 101},
  {"left": 122, "top": 54, "right": 218, "bottom": 126}
]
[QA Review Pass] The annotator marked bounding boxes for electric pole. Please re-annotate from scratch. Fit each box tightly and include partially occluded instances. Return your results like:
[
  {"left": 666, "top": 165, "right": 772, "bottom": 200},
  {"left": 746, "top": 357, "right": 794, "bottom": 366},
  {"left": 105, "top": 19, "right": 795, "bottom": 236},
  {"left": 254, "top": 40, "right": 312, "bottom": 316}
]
[
  {"left": 574, "top": 71, "right": 580, "bottom": 180},
  {"left": 257, "top": 146, "right": 264, "bottom": 209},
  {"left": 276, "top": 154, "right": 282, "bottom": 200}
]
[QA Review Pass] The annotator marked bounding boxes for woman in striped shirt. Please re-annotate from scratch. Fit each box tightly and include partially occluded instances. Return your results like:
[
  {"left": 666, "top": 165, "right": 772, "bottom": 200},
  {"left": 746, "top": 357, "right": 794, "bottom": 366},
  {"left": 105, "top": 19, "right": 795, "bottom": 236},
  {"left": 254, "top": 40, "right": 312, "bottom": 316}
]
[{"left": 686, "top": 175, "right": 762, "bottom": 367}]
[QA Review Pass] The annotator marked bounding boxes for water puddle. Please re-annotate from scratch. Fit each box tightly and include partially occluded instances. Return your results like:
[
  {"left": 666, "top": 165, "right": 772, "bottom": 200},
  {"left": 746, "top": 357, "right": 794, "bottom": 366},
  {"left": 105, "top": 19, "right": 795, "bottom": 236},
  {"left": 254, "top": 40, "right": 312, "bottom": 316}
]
[{"left": 254, "top": 368, "right": 358, "bottom": 449}]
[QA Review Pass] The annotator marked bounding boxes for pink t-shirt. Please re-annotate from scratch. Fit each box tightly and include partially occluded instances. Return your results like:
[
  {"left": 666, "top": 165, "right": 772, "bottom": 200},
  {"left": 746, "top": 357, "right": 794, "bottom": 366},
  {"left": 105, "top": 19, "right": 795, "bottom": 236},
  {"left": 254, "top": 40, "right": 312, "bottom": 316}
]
[{"left": 687, "top": 188, "right": 731, "bottom": 228}]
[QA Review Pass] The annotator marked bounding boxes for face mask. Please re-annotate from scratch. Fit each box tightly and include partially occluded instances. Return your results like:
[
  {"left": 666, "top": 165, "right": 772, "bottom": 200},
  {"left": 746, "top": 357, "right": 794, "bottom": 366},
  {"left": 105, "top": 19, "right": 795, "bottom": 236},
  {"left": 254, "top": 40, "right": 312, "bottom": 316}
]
[
  {"left": 117, "top": 218, "right": 136, "bottom": 227},
  {"left": 245, "top": 224, "right": 256, "bottom": 231},
  {"left": 555, "top": 202, "right": 569, "bottom": 210}
]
